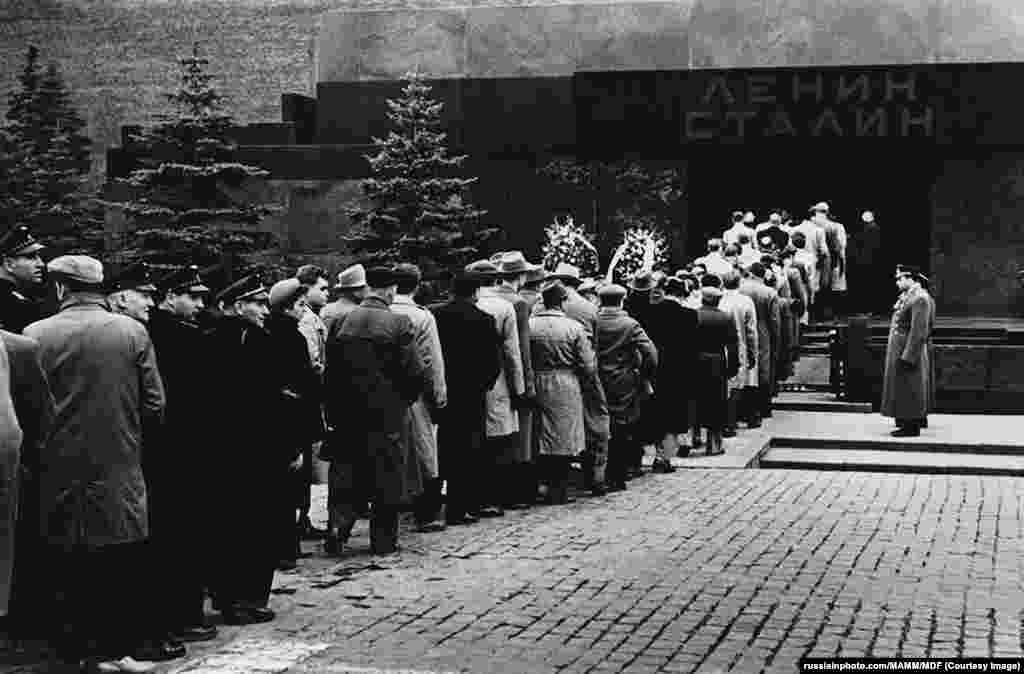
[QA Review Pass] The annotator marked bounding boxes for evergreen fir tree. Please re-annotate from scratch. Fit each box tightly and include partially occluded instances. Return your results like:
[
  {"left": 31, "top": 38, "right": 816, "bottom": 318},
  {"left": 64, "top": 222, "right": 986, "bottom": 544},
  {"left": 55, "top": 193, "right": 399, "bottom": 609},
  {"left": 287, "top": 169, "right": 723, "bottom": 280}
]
[
  {"left": 106, "top": 43, "right": 276, "bottom": 268},
  {"left": 2, "top": 46, "right": 101, "bottom": 252},
  {"left": 346, "top": 72, "right": 491, "bottom": 271}
]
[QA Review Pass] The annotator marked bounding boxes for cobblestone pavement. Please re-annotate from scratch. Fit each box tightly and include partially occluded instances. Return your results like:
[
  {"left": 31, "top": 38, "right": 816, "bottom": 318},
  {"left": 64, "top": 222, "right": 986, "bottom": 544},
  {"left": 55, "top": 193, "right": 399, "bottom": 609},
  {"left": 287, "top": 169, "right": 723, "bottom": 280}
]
[{"left": 130, "top": 469, "right": 1024, "bottom": 674}]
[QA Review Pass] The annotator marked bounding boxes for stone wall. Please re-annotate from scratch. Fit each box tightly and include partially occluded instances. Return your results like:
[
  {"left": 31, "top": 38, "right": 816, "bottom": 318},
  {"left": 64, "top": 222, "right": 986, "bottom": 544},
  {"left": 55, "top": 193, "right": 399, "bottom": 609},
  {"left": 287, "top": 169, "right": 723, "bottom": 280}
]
[{"left": 930, "top": 153, "right": 1024, "bottom": 316}]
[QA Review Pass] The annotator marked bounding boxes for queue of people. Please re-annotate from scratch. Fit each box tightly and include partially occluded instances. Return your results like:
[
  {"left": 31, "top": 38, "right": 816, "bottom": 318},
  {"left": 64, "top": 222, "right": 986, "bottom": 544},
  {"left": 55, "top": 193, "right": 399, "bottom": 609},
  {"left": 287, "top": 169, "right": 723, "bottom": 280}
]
[{"left": 0, "top": 202, "right": 928, "bottom": 672}]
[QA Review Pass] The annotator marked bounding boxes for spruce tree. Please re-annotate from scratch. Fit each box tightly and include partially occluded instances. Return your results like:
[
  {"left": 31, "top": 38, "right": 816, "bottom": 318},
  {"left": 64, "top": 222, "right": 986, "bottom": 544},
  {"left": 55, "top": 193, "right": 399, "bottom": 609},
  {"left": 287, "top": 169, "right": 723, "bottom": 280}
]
[
  {"left": 106, "top": 43, "right": 276, "bottom": 268},
  {"left": 2, "top": 46, "right": 101, "bottom": 252},
  {"left": 346, "top": 72, "right": 491, "bottom": 272}
]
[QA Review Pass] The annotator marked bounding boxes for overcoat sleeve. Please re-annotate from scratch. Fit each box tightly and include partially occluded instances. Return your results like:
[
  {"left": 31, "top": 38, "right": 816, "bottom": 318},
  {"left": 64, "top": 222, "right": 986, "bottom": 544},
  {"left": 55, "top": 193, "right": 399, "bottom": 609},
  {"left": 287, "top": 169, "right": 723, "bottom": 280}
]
[
  {"left": 768, "top": 295, "right": 782, "bottom": 354},
  {"left": 136, "top": 331, "right": 166, "bottom": 425},
  {"left": 478, "top": 315, "right": 502, "bottom": 395},
  {"left": 2, "top": 334, "right": 55, "bottom": 475},
  {"left": 743, "top": 303, "right": 758, "bottom": 367},
  {"left": 725, "top": 317, "right": 740, "bottom": 379},
  {"left": 514, "top": 301, "right": 535, "bottom": 398},
  {"left": 397, "top": 318, "right": 428, "bottom": 405},
  {"left": 901, "top": 295, "right": 929, "bottom": 364},
  {"left": 423, "top": 311, "right": 447, "bottom": 409},
  {"left": 0, "top": 345, "right": 22, "bottom": 462},
  {"left": 499, "top": 308, "right": 525, "bottom": 398},
  {"left": 631, "top": 323, "right": 659, "bottom": 378},
  {"left": 574, "top": 326, "right": 600, "bottom": 392}
]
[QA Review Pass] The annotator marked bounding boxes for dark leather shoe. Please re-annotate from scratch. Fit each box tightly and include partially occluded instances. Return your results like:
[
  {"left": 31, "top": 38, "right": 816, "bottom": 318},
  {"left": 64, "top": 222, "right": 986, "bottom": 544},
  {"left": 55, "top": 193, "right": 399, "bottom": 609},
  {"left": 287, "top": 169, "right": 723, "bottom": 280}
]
[
  {"left": 324, "top": 536, "right": 345, "bottom": 556},
  {"left": 590, "top": 484, "right": 607, "bottom": 497},
  {"left": 299, "top": 520, "right": 328, "bottom": 540},
  {"left": 890, "top": 428, "right": 920, "bottom": 437},
  {"left": 174, "top": 624, "right": 218, "bottom": 643},
  {"left": 477, "top": 506, "right": 504, "bottom": 518},
  {"left": 446, "top": 514, "right": 478, "bottom": 526},
  {"left": 722, "top": 428, "right": 737, "bottom": 438},
  {"left": 607, "top": 481, "right": 627, "bottom": 492},
  {"left": 676, "top": 447, "right": 691, "bottom": 458},
  {"left": 222, "top": 608, "right": 275, "bottom": 625},
  {"left": 745, "top": 420, "right": 762, "bottom": 429},
  {"left": 415, "top": 520, "right": 446, "bottom": 533},
  {"left": 132, "top": 639, "right": 186, "bottom": 662},
  {"left": 503, "top": 502, "right": 532, "bottom": 510},
  {"left": 276, "top": 559, "right": 297, "bottom": 571},
  {"left": 652, "top": 459, "right": 676, "bottom": 474}
]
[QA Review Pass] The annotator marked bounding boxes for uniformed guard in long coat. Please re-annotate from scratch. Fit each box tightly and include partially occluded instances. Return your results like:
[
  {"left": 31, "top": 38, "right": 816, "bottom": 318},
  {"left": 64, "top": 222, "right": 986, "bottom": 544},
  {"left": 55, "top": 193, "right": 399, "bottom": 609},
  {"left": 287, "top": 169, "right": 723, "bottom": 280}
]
[
  {"left": 880, "top": 266, "right": 935, "bottom": 436},
  {"left": 146, "top": 265, "right": 219, "bottom": 641},
  {"left": 0, "top": 225, "right": 47, "bottom": 334},
  {"left": 432, "top": 272, "right": 502, "bottom": 525},
  {"left": 594, "top": 284, "right": 658, "bottom": 491},
  {"left": 324, "top": 267, "right": 428, "bottom": 554},
  {"left": 1, "top": 329, "right": 54, "bottom": 639}
]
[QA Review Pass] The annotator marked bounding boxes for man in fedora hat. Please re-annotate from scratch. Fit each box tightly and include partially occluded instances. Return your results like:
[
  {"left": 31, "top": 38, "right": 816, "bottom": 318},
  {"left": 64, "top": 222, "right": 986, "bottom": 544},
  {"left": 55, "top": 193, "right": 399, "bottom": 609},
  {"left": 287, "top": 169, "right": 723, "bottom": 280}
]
[
  {"left": 518, "top": 265, "right": 547, "bottom": 312},
  {"left": 880, "top": 265, "right": 935, "bottom": 436},
  {"left": 25, "top": 256, "right": 179, "bottom": 668},
  {"left": 491, "top": 252, "right": 541, "bottom": 508},
  {"left": 467, "top": 259, "right": 524, "bottom": 517},
  {"left": 324, "top": 267, "right": 428, "bottom": 554},
  {"left": 0, "top": 225, "right": 47, "bottom": 334},
  {"left": 322, "top": 264, "right": 369, "bottom": 339}
]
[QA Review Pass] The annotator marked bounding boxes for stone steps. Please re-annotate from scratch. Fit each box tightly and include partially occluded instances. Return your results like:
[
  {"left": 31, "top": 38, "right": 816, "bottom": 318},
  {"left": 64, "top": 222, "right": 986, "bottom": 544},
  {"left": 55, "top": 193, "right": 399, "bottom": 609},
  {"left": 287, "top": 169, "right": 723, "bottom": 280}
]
[
  {"left": 773, "top": 392, "right": 871, "bottom": 413},
  {"left": 758, "top": 447, "right": 1024, "bottom": 476}
]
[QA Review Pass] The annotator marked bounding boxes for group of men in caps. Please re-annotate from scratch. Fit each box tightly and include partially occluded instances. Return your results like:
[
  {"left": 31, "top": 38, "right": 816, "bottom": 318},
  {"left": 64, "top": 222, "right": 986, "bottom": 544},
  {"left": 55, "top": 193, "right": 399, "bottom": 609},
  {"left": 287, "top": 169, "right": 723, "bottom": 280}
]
[
  {"left": 0, "top": 207, "right": 933, "bottom": 670},
  {"left": 0, "top": 225, "right": 350, "bottom": 670}
]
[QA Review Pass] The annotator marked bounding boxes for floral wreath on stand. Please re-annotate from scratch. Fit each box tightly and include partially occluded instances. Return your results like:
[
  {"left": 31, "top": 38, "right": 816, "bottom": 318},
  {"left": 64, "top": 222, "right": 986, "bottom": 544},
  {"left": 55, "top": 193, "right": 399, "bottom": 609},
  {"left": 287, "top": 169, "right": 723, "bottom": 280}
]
[
  {"left": 541, "top": 216, "right": 599, "bottom": 277},
  {"left": 607, "top": 225, "right": 669, "bottom": 284}
]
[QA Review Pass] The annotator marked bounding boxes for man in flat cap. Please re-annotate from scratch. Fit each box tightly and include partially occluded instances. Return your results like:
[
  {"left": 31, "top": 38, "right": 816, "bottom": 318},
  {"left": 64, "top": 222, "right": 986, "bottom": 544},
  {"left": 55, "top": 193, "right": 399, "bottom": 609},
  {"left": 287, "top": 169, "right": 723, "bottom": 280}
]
[
  {"left": 324, "top": 266, "right": 428, "bottom": 555},
  {"left": 880, "top": 265, "right": 935, "bottom": 437},
  {"left": 389, "top": 263, "right": 448, "bottom": 533},
  {"left": 466, "top": 259, "right": 524, "bottom": 517},
  {"left": 24, "top": 256, "right": 176, "bottom": 668},
  {"left": 0, "top": 225, "right": 47, "bottom": 334},
  {"left": 205, "top": 274, "right": 282, "bottom": 625},
  {"left": 106, "top": 262, "right": 159, "bottom": 325},
  {"left": 594, "top": 284, "right": 658, "bottom": 491},
  {"left": 145, "top": 264, "right": 220, "bottom": 644},
  {"left": 321, "top": 264, "right": 368, "bottom": 340}
]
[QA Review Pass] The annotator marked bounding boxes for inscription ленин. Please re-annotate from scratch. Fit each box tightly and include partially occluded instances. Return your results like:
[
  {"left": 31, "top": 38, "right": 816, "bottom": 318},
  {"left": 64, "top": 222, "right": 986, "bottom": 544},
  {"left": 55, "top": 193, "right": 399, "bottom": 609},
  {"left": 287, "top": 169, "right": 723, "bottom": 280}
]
[{"left": 682, "top": 71, "right": 936, "bottom": 140}]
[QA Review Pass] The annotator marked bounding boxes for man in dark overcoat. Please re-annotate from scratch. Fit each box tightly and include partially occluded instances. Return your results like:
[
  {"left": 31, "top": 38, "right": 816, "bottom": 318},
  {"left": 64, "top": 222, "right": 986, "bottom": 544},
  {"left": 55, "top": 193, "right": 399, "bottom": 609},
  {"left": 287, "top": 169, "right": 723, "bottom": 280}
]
[
  {"left": 693, "top": 276, "right": 740, "bottom": 456},
  {"left": 324, "top": 267, "right": 428, "bottom": 554},
  {"left": 146, "top": 265, "right": 219, "bottom": 642},
  {"left": 0, "top": 226, "right": 47, "bottom": 334},
  {"left": 432, "top": 272, "right": 502, "bottom": 524},
  {"left": 880, "top": 266, "right": 935, "bottom": 437},
  {"left": 594, "top": 284, "right": 658, "bottom": 491},
  {"left": 205, "top": 274, "right": 281, "bottom": 625},
  {"left": 739, "top": 263, "right": 782, "bottom": 422},
  {"left": 1, "top": 328, "right": 54, "bottom": 645}
]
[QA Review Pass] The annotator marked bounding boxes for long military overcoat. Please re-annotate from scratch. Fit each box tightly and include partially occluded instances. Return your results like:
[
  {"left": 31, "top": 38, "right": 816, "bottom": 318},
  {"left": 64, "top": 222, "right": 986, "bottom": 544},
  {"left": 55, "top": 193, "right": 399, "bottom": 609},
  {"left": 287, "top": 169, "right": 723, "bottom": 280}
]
[{"left": 880, "top": 286, "right": 934, "bottom": 420}]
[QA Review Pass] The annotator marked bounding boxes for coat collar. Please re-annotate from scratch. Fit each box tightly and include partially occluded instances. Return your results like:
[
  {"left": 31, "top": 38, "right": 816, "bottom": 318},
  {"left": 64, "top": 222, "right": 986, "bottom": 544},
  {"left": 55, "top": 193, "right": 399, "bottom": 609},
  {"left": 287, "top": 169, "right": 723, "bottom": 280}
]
[
  {"left": 535, "top": 308, "right": 566, "bottom": 317},
  {"left": 392, "top": 294, "right": 417, "bottom": 307},
  {"left": 60, "top": 292, "right": 110, "bottom": 313},
  {"left": 360, "top": 296, "right": 391, "bottom": 310}
]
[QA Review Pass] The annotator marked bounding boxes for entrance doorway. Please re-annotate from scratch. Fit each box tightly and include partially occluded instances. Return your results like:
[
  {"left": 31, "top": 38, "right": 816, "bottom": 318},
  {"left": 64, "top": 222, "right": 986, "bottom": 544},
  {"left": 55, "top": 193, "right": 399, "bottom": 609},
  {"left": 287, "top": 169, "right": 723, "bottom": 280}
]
[{"left": 685, "top": 144, "right": 936, "bottom": 273}]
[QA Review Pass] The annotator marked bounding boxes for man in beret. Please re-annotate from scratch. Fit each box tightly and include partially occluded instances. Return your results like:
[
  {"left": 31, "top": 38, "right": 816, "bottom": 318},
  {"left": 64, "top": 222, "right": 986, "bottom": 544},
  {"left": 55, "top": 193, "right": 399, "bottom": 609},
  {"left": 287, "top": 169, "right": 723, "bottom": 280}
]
[
  {"left": 106, "top": 262, "right": 159, "bottom": 325},
  {"left": 205, "top": 274, "right": 281, "bottom": 625},
  {"left": 324, "top": 267, "right": 428, "bottom": 555},
  {"left": 24, "top": 256, "right": 177, "bottom": 667},
  {"left": 0, "top": 225, "right": 47, "bottom": 334},
  {"left": 145, "top": 265, "right": 220, "bottom": 644},
  {"left": 389, "top": 263, "right": 448, "bottom": 532},
  {"left": 594, "top": 284, "right": 658, "bottom": 491}
]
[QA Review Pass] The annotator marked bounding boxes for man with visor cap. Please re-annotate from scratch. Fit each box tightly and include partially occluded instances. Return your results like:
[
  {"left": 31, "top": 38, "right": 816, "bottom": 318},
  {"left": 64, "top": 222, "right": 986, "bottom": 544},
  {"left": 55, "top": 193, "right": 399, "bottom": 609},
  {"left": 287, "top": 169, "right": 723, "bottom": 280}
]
[{"left": 0, "top": 225, "right": 47, "bottom": 333}]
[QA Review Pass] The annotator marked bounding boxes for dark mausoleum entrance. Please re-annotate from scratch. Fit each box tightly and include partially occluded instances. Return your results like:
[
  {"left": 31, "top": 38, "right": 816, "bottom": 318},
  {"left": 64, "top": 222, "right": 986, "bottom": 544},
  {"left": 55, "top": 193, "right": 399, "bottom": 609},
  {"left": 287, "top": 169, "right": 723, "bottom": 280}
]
[{"left": 685, "top": 145, "right": 936, "bottom": 272}]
